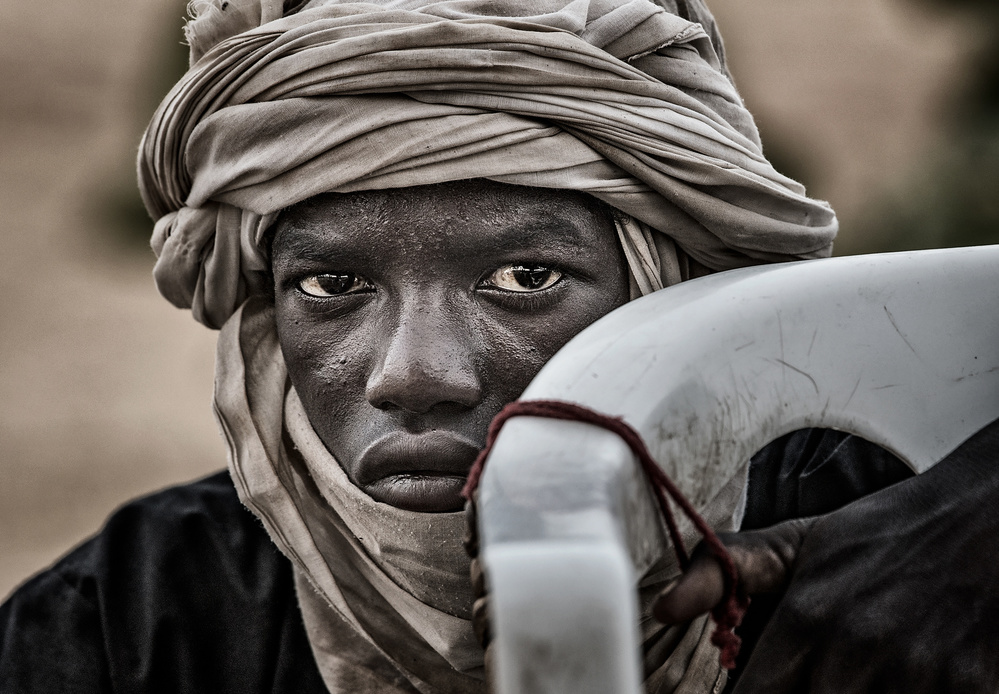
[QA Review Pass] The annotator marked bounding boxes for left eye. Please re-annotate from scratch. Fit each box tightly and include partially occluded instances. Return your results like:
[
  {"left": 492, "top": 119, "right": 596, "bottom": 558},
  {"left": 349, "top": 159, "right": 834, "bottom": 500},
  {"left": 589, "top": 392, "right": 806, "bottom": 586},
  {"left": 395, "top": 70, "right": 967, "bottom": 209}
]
[
  {"left": 298, "top": 273, "right": 373, "bottom": 298},
  {"left": 481, "top": 264, "right": 563, "bottom": 292}
]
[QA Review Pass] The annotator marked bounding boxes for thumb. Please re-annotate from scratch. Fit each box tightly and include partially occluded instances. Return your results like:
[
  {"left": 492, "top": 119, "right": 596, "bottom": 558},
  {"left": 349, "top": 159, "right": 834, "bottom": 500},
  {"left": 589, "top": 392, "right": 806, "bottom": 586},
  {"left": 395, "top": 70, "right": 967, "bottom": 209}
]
[{"left": 653, "top": 516, "right": 817, "bottom": 625}]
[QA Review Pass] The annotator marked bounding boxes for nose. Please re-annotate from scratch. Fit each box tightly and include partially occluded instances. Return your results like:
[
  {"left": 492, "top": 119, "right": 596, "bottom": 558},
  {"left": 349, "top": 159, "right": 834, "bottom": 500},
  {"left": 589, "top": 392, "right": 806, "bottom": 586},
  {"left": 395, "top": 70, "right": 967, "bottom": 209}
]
[{"left": 365, "top": 298, "right": 483, "bottom": 414}]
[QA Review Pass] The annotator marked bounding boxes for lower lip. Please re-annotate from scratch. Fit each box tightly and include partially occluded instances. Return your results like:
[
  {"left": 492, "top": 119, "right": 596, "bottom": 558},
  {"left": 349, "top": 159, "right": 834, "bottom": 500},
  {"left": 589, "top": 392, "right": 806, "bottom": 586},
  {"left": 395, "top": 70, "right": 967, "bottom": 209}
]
[{"left": 364, "top": 474, "right": 468, "bottom": 513}]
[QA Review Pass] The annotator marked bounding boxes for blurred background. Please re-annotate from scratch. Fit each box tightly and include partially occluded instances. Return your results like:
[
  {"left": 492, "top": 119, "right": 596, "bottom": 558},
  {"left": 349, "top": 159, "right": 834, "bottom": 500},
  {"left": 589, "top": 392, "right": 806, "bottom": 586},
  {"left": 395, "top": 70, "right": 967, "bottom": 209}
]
[{"left": 0, "top": 0, "right": 996, "bottom": 598}]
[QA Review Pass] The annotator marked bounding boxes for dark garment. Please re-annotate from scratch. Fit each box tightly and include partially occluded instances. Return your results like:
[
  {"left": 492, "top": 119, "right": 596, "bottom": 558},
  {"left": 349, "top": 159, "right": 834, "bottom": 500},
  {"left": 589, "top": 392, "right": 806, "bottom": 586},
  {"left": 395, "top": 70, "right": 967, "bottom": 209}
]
[
  {"left": 0, "top": 472, "right": 326, "bottom": 694},
  {"left": 725, "top": 429, "right": 915, "bottom": 689},
  {"left": 742, "top": 428, "right": 915, "bottom": 529},
  {"left": 0, "top": 432, "right": 911, "bottom": 693}
]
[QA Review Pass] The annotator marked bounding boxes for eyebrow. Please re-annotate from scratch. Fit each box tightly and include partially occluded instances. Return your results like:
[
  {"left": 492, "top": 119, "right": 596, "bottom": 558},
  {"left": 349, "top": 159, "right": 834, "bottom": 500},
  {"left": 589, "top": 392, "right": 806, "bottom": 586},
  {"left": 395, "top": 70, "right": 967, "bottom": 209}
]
[
  {"left": 464, "top": 215, "right": 597, "bottom": 256},
  {"left": 271, "top": 207, "right": 610, "bottom": 266},
  {"left": 271, "top": 222, "right": 347, "bottom": 266}
]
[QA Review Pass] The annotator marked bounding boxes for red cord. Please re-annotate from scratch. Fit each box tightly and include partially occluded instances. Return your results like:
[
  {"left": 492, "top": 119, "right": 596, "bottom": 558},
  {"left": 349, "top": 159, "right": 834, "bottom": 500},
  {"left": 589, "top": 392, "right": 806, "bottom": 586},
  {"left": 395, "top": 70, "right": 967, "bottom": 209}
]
[{"left": 462, "top": 399, "right": 748, "bottom": 670}]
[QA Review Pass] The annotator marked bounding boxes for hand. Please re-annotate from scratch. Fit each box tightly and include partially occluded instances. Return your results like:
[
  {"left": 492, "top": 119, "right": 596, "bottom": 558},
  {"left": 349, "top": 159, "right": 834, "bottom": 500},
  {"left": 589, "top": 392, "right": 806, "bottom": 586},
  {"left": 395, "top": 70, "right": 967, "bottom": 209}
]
[{"left": 655, "top": 419, "right": 999, "bottom": 694}]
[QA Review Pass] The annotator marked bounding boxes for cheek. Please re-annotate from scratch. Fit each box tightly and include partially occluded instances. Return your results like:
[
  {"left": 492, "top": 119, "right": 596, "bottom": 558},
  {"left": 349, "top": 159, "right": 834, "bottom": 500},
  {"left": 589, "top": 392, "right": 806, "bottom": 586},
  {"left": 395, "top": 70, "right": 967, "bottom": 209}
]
[
  {"left": 477, "top": 326, "right": 548, "bottom": 402},
  {"left": 275, "top": 302, "right": 374, "bottom": 439},
  {"left": 533, "top": 280, "right": 629, "bottom": 358},
  {"left": 477, "top": 285, "right": 628, "bottom": 399}
]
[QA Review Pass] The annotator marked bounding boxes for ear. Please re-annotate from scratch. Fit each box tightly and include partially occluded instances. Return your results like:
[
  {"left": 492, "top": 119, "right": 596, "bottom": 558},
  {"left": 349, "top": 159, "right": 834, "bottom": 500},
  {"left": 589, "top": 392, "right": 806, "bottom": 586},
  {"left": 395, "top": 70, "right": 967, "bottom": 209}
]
[{"left": 185, "top": 0, "right": 285, "bottom": 65}]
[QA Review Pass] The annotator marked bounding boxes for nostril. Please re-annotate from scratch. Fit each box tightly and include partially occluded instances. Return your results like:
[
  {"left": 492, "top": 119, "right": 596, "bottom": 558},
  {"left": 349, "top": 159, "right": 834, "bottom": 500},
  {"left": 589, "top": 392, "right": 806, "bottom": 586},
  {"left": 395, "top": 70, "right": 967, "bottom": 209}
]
[{"left": 369, "top": 397, "right": 402, "bottom": 413}]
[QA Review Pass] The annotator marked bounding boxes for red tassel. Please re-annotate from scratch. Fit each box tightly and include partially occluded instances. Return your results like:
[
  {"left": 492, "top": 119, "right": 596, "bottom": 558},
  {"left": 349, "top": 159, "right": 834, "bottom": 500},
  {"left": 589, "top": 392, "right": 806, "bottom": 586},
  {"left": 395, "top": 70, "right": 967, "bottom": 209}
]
[{"left": 462, "top": 399, "right": 748, "bottom": 669}]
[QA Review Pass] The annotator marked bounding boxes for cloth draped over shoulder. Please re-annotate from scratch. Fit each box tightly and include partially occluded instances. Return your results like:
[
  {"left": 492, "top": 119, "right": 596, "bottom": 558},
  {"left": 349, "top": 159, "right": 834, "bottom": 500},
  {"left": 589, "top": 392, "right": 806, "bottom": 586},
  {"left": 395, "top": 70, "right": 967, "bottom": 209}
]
[
  {"left": 139, "top": 0, "right": 837, "bottom": 329},
  {"left": 140, "top": 1, "right": 834, "bottom": 692}
]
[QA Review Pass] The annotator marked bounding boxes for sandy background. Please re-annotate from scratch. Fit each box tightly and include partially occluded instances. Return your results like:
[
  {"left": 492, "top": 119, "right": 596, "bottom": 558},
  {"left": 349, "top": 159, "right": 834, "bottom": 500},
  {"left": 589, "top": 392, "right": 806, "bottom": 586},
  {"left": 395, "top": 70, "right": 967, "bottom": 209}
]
[{"left": 0, "top": 0, "right": 981, "bottom": 598}]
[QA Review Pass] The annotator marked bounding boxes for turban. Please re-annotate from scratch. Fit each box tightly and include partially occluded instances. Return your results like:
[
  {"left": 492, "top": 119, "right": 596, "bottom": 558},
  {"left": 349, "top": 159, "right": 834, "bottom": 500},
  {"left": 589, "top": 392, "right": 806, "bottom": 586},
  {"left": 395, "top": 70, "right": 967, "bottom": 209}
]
[{"left": 139, "top": 0, "right": 837, "bottom": 329}]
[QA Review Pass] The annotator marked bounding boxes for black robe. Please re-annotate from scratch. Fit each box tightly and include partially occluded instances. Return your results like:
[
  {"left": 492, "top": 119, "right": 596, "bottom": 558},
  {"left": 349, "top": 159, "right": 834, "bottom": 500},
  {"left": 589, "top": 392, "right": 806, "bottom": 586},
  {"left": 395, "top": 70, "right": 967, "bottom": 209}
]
[{"left": 0, "top": 431, "right": 912, "bottom": 693}]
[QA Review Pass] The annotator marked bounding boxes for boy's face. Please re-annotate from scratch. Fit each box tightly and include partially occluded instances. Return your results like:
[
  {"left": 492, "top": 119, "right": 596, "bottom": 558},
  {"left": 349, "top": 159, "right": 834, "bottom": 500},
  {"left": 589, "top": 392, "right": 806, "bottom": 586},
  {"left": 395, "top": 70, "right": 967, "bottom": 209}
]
[{"left": 271, "top": 179, "right": 630, "bottom": 512}]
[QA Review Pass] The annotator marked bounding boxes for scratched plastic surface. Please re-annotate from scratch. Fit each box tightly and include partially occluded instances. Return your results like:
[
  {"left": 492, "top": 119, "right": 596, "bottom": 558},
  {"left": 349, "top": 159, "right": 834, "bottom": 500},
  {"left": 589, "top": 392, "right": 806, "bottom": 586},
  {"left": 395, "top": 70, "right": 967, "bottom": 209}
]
[{"left": 479, "top": 246, "right": 999, "bottom": 694}]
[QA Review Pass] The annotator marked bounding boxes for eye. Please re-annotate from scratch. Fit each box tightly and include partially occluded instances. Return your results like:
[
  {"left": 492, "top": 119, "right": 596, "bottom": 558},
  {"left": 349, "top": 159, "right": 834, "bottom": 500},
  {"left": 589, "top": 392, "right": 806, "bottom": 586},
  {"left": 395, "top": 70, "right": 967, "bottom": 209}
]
[
  {"left": 297, "top": 273, "right": 373, "bottom": 298},
  {"left": 481, "top": 264, "right": 563, "bottom": 293}
]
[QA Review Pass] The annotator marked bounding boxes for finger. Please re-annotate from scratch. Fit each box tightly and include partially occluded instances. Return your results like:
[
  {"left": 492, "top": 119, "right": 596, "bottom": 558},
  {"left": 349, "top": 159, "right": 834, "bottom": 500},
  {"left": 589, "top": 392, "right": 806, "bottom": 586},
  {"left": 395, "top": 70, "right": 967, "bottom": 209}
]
[
  {"left": 653, "top": 550, "right": 725, "bottom": 624},
  {"left": 472, "top": 596, "right": 491, "bottom": 648},
  {"left": 654, "top": 516, "right": 817, "bottom": 625},
  {"left": 727, "top": 517, "right": 816, "bottom": 594}
]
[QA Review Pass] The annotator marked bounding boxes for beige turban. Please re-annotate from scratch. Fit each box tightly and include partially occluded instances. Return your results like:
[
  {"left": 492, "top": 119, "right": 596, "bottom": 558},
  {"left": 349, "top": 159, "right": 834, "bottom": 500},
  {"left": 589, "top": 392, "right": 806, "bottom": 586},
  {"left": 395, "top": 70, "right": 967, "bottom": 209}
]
[
  {"left": 139, "top": 0, "right": 837, "bottom": 329},
  {"left": 140, "top": 1, "right": 837, "bottom": 692}
]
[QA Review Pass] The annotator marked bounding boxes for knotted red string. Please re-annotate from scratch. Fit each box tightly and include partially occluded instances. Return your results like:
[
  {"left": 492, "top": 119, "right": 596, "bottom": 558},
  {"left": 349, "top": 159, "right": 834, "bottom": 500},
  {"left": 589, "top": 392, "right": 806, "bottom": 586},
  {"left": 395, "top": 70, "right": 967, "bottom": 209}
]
[{"left": 462, "top": 399, "right": 748, "bottom": 670}]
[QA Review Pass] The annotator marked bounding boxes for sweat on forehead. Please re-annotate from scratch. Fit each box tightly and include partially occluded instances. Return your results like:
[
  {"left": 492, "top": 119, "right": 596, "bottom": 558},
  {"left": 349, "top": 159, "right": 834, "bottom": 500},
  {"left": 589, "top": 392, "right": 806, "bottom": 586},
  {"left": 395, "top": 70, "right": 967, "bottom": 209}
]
[{"left": 274, "top": 180, "right": 615, "bottom": 247}]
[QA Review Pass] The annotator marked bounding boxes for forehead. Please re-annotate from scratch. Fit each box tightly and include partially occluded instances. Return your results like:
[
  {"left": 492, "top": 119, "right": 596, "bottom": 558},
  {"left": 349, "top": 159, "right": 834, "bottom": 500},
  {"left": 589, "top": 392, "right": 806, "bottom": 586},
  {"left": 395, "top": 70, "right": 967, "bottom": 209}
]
[{"left": 271, "top": 179, "right": 615, "bottom": 260}]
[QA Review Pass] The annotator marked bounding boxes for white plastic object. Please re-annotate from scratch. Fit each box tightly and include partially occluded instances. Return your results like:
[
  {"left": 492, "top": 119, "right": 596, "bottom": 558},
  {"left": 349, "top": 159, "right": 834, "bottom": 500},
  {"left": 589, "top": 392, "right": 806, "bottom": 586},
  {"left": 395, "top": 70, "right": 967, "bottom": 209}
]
[{"left": 478, "top": 246, "right": 999, "bottom": 694}]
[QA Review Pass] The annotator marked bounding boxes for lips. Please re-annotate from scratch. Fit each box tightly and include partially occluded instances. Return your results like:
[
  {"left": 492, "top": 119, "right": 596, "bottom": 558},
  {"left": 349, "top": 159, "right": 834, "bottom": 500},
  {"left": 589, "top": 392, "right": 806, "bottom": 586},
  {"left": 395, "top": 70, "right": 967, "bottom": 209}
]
[{"left": 356, "top": 431, "right": 481, "bottom": 513}]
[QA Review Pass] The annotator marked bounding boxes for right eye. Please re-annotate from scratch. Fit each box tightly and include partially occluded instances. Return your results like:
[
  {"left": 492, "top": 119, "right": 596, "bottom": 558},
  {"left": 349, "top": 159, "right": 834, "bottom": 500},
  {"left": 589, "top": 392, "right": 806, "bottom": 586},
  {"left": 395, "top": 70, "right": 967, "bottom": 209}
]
[
  {"left": 480, "top": 264, "right": 563, "bottom": 293},
  {"left": 297, "top": 273, "right": 373, "bottom": 298}
]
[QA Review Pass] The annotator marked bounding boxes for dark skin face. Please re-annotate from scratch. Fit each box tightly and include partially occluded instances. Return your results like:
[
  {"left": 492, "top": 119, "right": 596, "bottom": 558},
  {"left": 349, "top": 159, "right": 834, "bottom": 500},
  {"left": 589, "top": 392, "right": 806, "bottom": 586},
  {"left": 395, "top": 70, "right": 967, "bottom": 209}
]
[{"left": 271, "top": 179, "right": 630, "bottom": 512}]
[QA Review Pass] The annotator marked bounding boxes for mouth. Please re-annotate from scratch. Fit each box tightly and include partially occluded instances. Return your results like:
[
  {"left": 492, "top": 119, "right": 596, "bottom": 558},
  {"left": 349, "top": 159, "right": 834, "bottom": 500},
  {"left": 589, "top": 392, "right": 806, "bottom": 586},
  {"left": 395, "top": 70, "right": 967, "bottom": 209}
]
[{"left": 357, "top": 431, "right": 480, "bottom": 513}]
